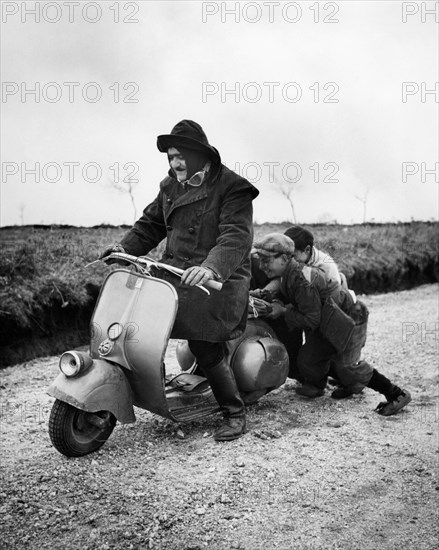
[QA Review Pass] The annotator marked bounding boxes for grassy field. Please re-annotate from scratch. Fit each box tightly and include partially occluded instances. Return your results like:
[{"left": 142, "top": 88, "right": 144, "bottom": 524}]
[{"left": 0, "top": 222, "right": 437, "bottom": 366}]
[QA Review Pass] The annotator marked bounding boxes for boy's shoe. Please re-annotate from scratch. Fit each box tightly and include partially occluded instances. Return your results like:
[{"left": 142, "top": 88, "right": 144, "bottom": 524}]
[
  {"left": 331, "top": 386, "right": 354, "bottom": 399},
  {"left": 375, "top": 390, "right": 412, "bottom": 416},
  {"left": 296, "top": 384, "right": 325, "bottom": 398}
]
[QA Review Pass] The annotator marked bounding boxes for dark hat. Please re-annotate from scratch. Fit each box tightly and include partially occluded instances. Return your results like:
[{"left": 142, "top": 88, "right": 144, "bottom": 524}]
[
  {"left": 284, "top": 226, "right": 314, "bottom": 251},
  {"left": 253, "top": 233, "right": 295, "bottom": 257},
  {"left": 157, "top": 120, "right": 221, "bottom": 163}
]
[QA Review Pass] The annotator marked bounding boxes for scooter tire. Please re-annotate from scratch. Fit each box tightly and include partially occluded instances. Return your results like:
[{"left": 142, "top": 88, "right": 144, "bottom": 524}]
[{"left": 49, "top": 399, "right": 116, "bottom": 457}]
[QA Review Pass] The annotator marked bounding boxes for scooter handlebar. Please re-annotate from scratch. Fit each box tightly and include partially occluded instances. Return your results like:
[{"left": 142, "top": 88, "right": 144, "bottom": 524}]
[
  {"left": 204, "top": 279, "right": 223, "bottom": 292},
  {"left": 98, "top": 252, "right": 223, "bottom": 292}
]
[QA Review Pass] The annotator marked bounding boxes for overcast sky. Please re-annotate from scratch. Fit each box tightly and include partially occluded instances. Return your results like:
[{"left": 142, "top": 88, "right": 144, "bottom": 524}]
[{"left": 1, "top": 0, "right": 438, "bottom": 226}]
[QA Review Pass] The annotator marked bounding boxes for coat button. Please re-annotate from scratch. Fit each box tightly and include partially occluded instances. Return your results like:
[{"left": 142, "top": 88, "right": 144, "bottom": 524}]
[
  {"left": 166, "top": 226, "right": 173, "bottom": 231},
  {"left": 166, "top": 198, "right": 172, "bottom": 203},
  {"left": 188, "top": 227, "right": 195, "bottom": 233}
]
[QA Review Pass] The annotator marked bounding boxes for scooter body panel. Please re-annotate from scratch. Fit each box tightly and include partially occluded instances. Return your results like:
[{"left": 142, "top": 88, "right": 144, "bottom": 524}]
[
  {"left": 47, "top": 359, "right": 136, "bottom": 424},
  {"left": 90, "top": 269, "right": 179, "bottom": 418},
  {"left": 225, "top": 318, "right": 278, "bottom": 356},
  {"left": 176, "top": 317, "right": 288, "bottom": 404}
]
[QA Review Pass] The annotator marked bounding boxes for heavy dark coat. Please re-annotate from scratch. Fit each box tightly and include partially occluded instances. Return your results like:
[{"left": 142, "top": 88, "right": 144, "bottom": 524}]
[
  {"left": 279, "top": 259, "right": 323, "bottom": 332},
  {"left": 120, "top": 164, "right": 259, "bottom": 341}
]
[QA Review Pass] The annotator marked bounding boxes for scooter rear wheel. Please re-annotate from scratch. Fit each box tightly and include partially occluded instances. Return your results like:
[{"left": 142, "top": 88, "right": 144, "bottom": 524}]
[{"left": 49, "top": 399, "right": 116, "bottom": 457}]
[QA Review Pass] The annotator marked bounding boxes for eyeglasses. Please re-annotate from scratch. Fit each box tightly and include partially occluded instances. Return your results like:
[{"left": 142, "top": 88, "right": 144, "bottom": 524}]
[{"left": 258, "top": 253, "right": 282, "bottom": 266}]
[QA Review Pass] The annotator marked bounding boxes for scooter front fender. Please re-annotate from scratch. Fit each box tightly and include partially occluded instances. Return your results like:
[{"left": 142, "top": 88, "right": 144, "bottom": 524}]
[{"left": 47, "top": 359, "right": 136, "bottom": 424}]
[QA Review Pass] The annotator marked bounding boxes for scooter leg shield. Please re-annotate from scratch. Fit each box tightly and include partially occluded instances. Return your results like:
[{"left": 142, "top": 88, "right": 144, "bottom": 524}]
[{"left": 47, "top": 359, "right": 135, "bottom": 424}]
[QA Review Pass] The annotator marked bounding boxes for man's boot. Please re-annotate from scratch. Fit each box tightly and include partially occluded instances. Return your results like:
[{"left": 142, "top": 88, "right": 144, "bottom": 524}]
[{"left": 203, "top": 358, "right": 247, "bottom": 441}]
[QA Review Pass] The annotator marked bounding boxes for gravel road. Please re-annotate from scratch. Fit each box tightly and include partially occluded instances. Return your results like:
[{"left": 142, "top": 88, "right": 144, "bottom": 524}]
[{"left": 1, "top": 284, "right": 438, "bottom": 550}]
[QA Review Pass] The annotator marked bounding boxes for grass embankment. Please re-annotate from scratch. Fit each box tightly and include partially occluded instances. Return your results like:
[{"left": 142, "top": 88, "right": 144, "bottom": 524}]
[
  {"left": 254, "top": 222, "right": 438, "bottom": 293},
  {"left": 0, "top": 225, "right": 131, "bottom": 367},
  {"left": 0, "top": 222, "right": 437, "bottom": 367}
]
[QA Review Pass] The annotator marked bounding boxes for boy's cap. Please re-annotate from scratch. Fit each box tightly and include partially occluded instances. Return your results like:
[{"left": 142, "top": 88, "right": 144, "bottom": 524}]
[
  {"left": 253, "top": 233, "right": 295, "bottom": 257},
  {"left": 284, "top": 226, "right": 314, "bottom": 251}
]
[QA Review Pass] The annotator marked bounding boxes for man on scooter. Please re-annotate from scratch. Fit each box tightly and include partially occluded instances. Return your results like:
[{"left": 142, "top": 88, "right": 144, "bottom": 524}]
[{"left": 100, "top": 120, "right": 259, "bottom": 441}]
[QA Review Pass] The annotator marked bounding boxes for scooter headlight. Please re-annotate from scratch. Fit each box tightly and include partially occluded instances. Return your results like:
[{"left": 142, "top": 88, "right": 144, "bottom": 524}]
[{"left": 59, "top": 351, "right": 92, "bottom": 378}]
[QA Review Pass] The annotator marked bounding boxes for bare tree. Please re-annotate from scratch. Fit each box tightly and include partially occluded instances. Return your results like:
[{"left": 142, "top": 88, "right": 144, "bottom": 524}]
[
  {"left": 354, "top": 188, "right": 370, "bottom": 224},
  {"left": 273, "top": 175, "right": 301, "bottom": 224},
  {"left": 19, "top": 202, "right": 25, "bottom": 225},
  {"left": 108, "top": 177, "right": 139, "bottom": 224}
]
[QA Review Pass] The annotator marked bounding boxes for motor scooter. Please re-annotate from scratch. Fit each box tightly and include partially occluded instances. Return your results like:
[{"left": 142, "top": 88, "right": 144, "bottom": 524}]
[{"left": 47, "top": 253, "right": 289, "bottom": 457}]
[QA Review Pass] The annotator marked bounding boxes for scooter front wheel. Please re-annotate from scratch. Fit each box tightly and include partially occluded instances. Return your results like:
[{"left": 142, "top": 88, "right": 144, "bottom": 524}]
[{"left": 49, "top": 399, "right": 116, "bottom": 457}]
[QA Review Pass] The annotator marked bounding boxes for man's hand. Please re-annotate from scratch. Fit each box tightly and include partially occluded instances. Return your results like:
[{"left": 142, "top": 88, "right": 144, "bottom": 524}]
[
  {"left": 265, "top": 300, "right": 286, "bottom": 320},
  {"left": 181, "top": 266, "right": 216, "bottom": 287},
  {"left": 99, "top": 244, "right": 128, "bottom": 265}
]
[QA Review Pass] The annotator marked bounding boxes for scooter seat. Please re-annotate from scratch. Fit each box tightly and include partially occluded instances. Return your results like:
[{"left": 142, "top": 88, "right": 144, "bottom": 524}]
[{"left": 165, "top": 373, "right": 210, "bottom": 393}]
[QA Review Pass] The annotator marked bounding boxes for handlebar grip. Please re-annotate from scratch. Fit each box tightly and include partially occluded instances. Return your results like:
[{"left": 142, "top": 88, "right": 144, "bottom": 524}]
[{"left": 205, "top": 279, "right": 223, "bottom": 291}]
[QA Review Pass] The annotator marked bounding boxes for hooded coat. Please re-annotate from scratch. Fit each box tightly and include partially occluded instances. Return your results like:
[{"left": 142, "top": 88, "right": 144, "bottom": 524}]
[{"left": 120, "top": 135, "right": 259, "bottom": 341}]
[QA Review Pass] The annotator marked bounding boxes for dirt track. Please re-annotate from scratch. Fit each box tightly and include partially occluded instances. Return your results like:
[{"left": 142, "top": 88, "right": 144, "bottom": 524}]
[{"left": 1, "top": 285, "right": 438, "bottom": 550}]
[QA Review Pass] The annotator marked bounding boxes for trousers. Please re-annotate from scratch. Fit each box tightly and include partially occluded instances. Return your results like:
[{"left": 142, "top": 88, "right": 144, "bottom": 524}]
[
  {"left": 297, "top": 300, "right": 373, "bottom": 390},
  {"left": 187, "top": 340, "right": 224, "bottom": 369}
]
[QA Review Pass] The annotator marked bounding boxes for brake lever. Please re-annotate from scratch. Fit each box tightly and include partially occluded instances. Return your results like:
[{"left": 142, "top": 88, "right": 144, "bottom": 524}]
[{"left": 84, "top": 259, "right": 101, "bottom": 268}]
